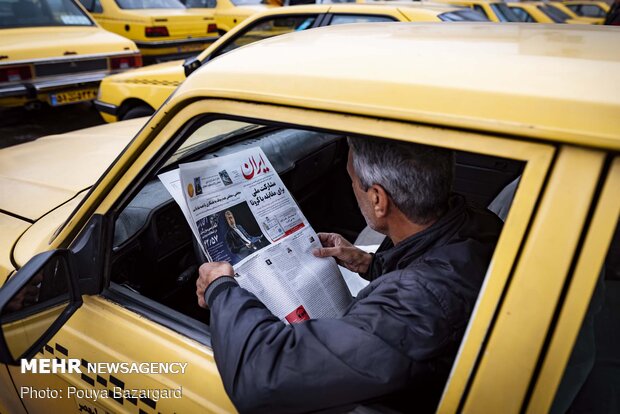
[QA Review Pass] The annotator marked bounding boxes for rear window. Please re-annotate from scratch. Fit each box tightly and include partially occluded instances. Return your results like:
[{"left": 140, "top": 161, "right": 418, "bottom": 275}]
[
  {"left": 115, "top": 0, "right": 184, "bottom": 9},
  {"left": 329, "top": 14, "right": 397, "bottom": 25},
  {"left": 439, "top": 9, "right": 490, "bottom": 22},
  {"left": 490, "top": 3, "right": 521, "bottom": 22},
  {"left": 0, "top": 0, "right": 93, "bottom": 28}
]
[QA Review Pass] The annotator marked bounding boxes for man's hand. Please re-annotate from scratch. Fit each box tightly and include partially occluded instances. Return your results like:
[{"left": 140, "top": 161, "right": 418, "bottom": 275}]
[
  {"left": 196, "top": 262, "right": 234, "bottom": 308},
  {"left": 313, "top": 233, "right": 373, "bottom": 274}
]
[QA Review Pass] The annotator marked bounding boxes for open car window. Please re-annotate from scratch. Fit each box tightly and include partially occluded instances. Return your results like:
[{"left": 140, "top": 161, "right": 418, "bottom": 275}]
[{"left": 109, "top": 114, "right": 529, "bottom": 330}]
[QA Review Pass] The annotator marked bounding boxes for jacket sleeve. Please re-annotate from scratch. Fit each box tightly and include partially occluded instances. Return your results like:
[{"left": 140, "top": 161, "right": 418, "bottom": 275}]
[{"left": 208, "top": 285, "right": 416, "bottom": 414}]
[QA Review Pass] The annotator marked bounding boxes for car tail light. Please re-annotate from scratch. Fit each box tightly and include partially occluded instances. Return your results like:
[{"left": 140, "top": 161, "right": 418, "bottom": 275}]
[
  {"left": 0, "top": 65, "right": 33, "bottom": 82},
  {"left": 145, "top": 26, "right": 169, "bottom": 37},
  {"left": 207, "top": 23, "right": 218, "bottom": 33},
  {"left": 110, "top": 55, "right": 143, "bottom": 70}
]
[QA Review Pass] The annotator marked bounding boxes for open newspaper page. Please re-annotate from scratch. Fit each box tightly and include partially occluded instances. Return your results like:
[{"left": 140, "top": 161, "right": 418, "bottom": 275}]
[{"left": 159, "top": 148, "right": 352, "bottom": 323}]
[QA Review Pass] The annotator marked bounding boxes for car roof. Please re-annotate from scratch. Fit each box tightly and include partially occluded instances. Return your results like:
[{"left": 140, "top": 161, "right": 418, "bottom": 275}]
[
  {"left": 328, "top": 2, "right": 465, "bottom": 14},
  {"left": 434, "top": 0, "right": 504, "bottom": 5},
  {"left": 175, "top": 23, "right": 620, "bottom": 150}
]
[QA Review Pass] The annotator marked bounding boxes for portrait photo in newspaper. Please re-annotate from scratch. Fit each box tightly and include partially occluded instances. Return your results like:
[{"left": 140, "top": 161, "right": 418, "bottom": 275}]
[{"left": 198, "top": 202, "right": 269, "bottom": 263}]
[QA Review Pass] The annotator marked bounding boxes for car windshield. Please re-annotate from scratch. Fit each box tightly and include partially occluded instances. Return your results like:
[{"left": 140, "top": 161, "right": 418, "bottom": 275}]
[
  {"left": 0, "top": 0, "right": 93, "bottom": 28},
  {"left": 490, "top": 3, "right": 521, "bottom": 22},
  {"left": 538, "top": 4, "right": 570, "bottom": 22},
  {"left": 439, "top": 9, "right": 490, "bottom": 21},
  {"left": 115, "top": 0, "right": 185, "bottom": 9},
  {"left": 165, "top": 120, "right": 263, "bottom": 167},
  {"left": 230, "top": 0, "right": 268, "bottom": 5}
]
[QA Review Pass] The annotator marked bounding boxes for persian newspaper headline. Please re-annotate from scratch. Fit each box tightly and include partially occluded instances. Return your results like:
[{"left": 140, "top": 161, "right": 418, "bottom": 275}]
[{"left": 159, "top": 148, "right": 351, "bottom": 323}]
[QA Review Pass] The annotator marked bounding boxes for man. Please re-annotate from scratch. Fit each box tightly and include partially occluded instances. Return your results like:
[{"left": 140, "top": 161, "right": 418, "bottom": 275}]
[
  {"left": 196, "top": 137, "right": 503, "bottom": 413},
  {"left": 224, "top": 210, "right": 260, "bottom": 259}
]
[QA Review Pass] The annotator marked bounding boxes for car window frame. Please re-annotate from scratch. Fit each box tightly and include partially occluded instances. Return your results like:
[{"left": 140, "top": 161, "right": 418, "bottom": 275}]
[
  {"left": 525, "top": 156, "right": 620, "bottom": 413},
  {"left": 457, "top": 145, "right": 607, "bottom": 413}
]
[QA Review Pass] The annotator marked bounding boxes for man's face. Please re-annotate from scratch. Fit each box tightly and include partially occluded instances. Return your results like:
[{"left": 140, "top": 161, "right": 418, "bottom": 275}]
[
  {"left": 347, "top": 149, "right": 376, "bottom": 230},
  {"left": 225, "top": 212, "right": 235, "bottom": 227}
]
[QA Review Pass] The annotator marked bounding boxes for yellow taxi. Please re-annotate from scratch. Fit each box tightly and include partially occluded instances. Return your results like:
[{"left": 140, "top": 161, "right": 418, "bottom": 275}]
[
  {"left": 94, "top": 2, "right": 488, "bottom": 121},
  {"left": 564, "top": 0, "right": 610, "bottom": 19},
  {"left": 1, "top": 22, "right": 619, "bottom": 414},
  {"left": 507, "top": 1, "right": 593, "bottom": 23},
  {"left": 182, "top": 0, "right": 276, "bottom": 34},
  {"left": 77, "top": 0, "right": 219, "bottom": 62},
  {"left": 0, "top": 0, "right": 141, "bottom": 109},
  {"left": 548, "top": 1, "right": 603, "bottom": 24},
  {"left": 434, "top": 0, "right": 522, "bottom": 22}
]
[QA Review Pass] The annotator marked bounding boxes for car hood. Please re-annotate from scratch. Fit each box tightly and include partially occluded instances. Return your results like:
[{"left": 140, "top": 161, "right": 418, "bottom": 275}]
[
  {"left": 105, "top": 59, "right": 185, "bottom": 83},
  {"left": 0, "top": 27, "right": 137, "bottom": 63},
  {"left": 0, "top": 118, "right": 147, "bottom": 223}
]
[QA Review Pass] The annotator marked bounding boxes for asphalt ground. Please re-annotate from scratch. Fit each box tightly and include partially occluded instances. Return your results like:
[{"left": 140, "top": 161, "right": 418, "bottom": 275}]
[{"left": 0, "top": 102, "right": 105, "bottom": 149}]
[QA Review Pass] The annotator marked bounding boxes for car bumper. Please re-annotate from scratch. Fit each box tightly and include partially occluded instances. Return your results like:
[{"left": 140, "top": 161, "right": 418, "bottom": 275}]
[
  {"left": 0, "top": 72, "right": 106, "bottom": 99},
  {"left": 134, "top": 36, "right": 219, "bottom": 49},
  {"left": 93, "top": 99, "right": 118, "bottom": 116}
]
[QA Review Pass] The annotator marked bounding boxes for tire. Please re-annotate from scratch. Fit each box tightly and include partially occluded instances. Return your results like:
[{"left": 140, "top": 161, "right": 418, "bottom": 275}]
[{"left": 121, "top": 105, "right": 154, "bottom": 120}]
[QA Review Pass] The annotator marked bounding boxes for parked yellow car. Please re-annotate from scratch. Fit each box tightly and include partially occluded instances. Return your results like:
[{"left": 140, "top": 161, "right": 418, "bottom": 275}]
[
  {"left": 0, "top": 0, "right": 141, "bottom": 109},
  {"left": 182, "top": 0, "right": 276, "bottom": 34},
  {"left": 548, "top": 1, "right": 602, "bottom": 24},
  {"left": 95, "top": 2, "right": 488, "bottom": 121},
  {"left": 77, "top": 0, "right": 219, "bottom": 62},
  {"left": 1, "top": 22, "right": 618, "bottom": 414},
  {"left": 564, "top": 0, "right": 610, "bottom": 19},
  {"left": 507, "top": 1, "right": 592, "bottom": 23},
  {"left": 434, "top": 0, "right": 521, "bottom": 22}
]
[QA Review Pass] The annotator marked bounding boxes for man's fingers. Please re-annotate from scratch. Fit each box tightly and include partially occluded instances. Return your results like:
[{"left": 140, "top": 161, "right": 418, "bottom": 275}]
[
  {"left": 317, "top": 232, "right": 334, "bottom": 246},
  {"left": 312, "top": 246, "right": 342, "bottom": 258}
]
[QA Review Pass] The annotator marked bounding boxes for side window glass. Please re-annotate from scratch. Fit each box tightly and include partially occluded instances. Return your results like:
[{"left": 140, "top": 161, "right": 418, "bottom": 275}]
[
  {"left": 581, "top": 4, "right": 605, "bottom": 17},
  {"left": 551, "top": 217, "right": 620, "bottom": 412},
  {"left": 512, "top": 8, "right": 534, "bottom": 23},
  {"left": 472, "top": 4, "right": 488, "bottom": 18},
  {"left": 329, "top": 14, "right": 397, "bottom": 25},
  {"left": 212, "top": 15, "right": 318, "bottom": 58},
  {"left": 93, "top": 0, "right": 102, "bottom": 12},
  {"left": 78, "top": 0, "right": 93, "bottom": 10},
  {"left": 184, "top": 0, "right": 216, "bottom": 8}
]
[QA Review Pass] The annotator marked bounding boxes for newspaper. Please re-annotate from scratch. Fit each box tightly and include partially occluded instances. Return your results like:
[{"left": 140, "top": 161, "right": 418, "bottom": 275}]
[{"left": 159, "top": 148, "right": 352, "bottom": 323}]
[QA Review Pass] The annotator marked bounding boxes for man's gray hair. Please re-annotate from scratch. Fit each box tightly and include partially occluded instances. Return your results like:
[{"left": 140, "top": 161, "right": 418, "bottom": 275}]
[{"left": 348, "top": 137, "right": 454, "bottom": 224}]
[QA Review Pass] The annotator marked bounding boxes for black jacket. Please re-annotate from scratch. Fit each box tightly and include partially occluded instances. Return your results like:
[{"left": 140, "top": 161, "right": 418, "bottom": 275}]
[{"left": 206, "top": 195, "right": 503, "bottom": 413}]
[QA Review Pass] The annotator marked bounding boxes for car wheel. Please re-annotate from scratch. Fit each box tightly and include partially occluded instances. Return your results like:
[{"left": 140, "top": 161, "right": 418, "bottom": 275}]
[{"left": 121, "top": 105, "right": 154, "bottom": 120}]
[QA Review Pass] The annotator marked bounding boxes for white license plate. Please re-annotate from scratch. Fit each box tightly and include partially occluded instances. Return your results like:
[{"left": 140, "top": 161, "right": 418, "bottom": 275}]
[
  {"left": 49, "top": 89, "right": 98, "bottom": 106},
  {"left": 177, "top": 44, "right": 204, "bottom": 53}
]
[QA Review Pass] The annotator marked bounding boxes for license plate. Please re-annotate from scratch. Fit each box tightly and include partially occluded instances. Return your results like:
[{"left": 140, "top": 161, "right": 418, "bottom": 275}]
[
  {"left": 49, "top": 89, "right": 98, "bottom": 106},
  {"left": 177, "top": 44, "right": 204, "bottom": 53}
]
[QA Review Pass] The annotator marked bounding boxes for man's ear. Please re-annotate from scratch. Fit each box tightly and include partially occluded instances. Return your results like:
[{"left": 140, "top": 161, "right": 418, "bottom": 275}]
[{"left": 369, "top": 184, "right": 390, "bottom": 218}]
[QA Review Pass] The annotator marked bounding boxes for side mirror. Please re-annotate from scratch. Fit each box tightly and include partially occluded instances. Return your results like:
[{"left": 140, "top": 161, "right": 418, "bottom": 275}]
[
  {"left": 183, "top": 56, "right": 202, "bottom": 78},
  {"left": 0, "top": 250, "right": 82, "bottom": 365}
]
